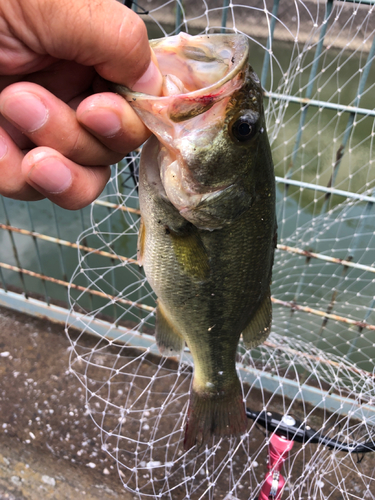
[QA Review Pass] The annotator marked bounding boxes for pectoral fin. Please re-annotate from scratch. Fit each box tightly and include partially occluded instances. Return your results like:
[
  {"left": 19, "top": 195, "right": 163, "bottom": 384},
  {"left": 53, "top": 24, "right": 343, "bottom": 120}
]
[
  {"left": 155, "top": 301, "right": 185, "bottom": 357},
  {"left": 242, "top": 292, "right": 272, "bottom": 349},
  {"left": 169, "top": 226, "right": 210, "bottom": 281}
]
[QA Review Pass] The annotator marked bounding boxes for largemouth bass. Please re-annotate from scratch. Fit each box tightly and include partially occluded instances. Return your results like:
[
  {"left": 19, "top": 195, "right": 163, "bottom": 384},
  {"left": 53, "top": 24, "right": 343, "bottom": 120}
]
[{"left": 114, "top": 33, "right": 276, "bottom": 450}]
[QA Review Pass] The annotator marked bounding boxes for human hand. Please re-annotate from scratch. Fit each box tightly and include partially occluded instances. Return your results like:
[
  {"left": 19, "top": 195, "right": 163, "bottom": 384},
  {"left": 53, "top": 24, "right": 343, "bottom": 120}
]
[{"left": 0, "top": 0, "right": 162, "bottom": 209}]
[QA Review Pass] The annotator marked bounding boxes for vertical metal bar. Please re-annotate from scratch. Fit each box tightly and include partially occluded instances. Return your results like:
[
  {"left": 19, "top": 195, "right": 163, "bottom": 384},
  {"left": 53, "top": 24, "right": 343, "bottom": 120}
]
[
  {"left": 317, "top": 186, "right": 375, "bottom": 349},
  {"left": 127, "top": 153, "right": 139, "bottom": 193},
  {"left": 282, "top": 252, "right": 312, "bottom": 348},
  {"left": 287, "top": 0, "right": 334, "bottom": 178},
  {"left": 345, "top": 191, "right": 375, "bottom": 360},
  {"left": 175, "top": 1, "right": 182, "bottom": 34},
  {"left": 0, "top": 265, "right": 7, "bottom": 292},
  {"left": 79, "top": 208, "right": 94, "bottom": 312},
  {"left": 346, "top": 293, "right": 374, "bottom": 360},
  {"left": 279, "top": 0, "right": 334, "bottom": 241},
  {"left": 280, "top": 0, "right": 334, "bottom": 317},
  {"left": 316, "top": 34, "right": 375, "bottom": 343},
  {"left": 321, "top": 34, "right": 375, "bottom": 213},
  {"left": 221, "top": 0, "right": 230, "bottom": 34},
  {"left": 79, "top": 209, "right": 87, "bottom": 238},
  {"left": 348, "top": 294, "right": 375, "bottom": 361},
  {"left": 104, "top": 181, "right": 119, "bottom": 323},
  {"left": 0, "top": 197, "right": 28, "bottom": 297},
  {"left": 315, "top": 257, "right": 353, "bottom": 344},
  {"left": 261, "top": 0, "right": 281, "bottom": 88},
  {"left": 51, "top": 203, "right": 69, "bottom": 305},
  {"left": 26, "top": 203, "right": 50, "bottom": 305}
]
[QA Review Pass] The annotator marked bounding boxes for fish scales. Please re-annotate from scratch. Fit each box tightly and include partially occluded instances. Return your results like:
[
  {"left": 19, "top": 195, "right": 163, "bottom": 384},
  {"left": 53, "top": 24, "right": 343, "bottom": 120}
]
[{"left": 114, "top": 33, "right": 276, "bottom": 450}]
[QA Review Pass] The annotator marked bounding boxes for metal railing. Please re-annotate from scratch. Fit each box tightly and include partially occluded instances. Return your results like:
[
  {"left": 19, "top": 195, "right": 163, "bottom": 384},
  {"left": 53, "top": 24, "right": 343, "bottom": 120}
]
[{"left": 1, "top": 0, "right": 374, "bottom": 411}]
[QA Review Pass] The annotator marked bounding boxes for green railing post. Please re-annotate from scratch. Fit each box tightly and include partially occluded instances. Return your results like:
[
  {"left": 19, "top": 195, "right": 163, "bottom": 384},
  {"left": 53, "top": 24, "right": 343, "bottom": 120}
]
[
  {"left": 221, "top": 0, "right": 230, "bottom": 34},
  {"left": 261, "top": 0, "right": 281, "bottom": 88},
  {"left": 288, "top": 0, "right": 334, "bottom": 178},
  {"left": 175, "top": 1, "right": 182, "bottom": 34},
  {"left": 0, "top": 197, "right": 28, "bottom": 297},
  {"left": 345, "top": 187, "right": 375, "bottom": 360},
  {"left": 0, "top": 266, "right": 6, "bottom": 293},
  {"left": 27, "top": 203, "right": 50, "bottom": 305},
  {"left": 51, "top": 203, "right": 69, "bottom": 303},
  {"left": 321, "top": 34, "right": 375, "bottom": 213},
  {"left": 279, "top": 0, "right": 335, "bottom": 344}
]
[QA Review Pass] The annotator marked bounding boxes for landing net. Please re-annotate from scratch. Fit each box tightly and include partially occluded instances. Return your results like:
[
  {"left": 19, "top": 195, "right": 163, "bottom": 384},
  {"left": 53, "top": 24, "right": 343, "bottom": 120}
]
[{"left": 67, "top": 1, "right": 375, "bottom": 498}]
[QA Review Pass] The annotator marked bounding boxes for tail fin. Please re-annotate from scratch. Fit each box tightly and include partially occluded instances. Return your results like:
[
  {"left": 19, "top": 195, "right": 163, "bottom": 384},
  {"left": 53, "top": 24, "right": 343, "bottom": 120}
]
[{"left": 184, "top": 381, "right": 247, "bottom": 450}]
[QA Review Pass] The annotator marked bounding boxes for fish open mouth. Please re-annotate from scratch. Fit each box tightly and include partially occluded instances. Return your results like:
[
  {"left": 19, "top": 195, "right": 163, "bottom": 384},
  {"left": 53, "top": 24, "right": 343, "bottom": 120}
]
[
  {"left": 118, "top": 33, "right": 248, "bottom": 106},
  {"left": 113, "top": 33, "right": 250, "bottom": 226}
]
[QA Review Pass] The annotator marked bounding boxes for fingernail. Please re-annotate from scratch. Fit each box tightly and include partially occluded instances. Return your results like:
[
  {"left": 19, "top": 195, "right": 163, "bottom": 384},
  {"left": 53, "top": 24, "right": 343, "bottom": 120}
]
[
  {"left": 2, "top": 93, "right": 48, "bottom": 132},
  {"left": 0, "top": 135, "right": 8, "bottom": 160},
  {"left": 27, "top": 156, "right": 72, "bottom": 194},
  {"left": 132, "top": 59, "right": 163, "bottom": 96},
  {"left": 80, "top": 107, "right": 122, "bottom": 138}
]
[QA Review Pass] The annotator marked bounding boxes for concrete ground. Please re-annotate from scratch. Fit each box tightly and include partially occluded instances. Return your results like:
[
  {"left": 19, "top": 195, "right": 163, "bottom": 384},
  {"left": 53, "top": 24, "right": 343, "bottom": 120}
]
[{"left": 0, "top": 305, "right": 133, "bottom": 500}]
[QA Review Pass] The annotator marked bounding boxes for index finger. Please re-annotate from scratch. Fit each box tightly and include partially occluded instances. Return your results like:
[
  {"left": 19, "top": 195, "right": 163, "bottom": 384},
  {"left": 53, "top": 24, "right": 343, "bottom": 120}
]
[{"left": 4, "top": 0, "right": 162, "bottom": 94}]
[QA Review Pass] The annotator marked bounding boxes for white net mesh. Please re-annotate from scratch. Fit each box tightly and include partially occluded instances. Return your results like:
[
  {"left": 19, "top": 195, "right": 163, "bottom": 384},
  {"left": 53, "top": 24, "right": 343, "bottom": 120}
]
[{"left": 66, "top": 1, "right": 375, "bottom": 498}]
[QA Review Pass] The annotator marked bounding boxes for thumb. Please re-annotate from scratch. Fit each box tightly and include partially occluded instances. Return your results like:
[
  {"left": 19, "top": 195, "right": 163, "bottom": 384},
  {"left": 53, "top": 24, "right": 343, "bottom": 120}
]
[{"left": 4, "top": 0, "right": 162, "bottom": 94}]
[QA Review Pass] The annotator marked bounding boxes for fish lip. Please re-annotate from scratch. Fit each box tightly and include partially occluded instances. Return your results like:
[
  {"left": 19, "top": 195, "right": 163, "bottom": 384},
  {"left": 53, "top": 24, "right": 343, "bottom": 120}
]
[{"left": 112, "top": 34, "right": 249, "bottom": 103}]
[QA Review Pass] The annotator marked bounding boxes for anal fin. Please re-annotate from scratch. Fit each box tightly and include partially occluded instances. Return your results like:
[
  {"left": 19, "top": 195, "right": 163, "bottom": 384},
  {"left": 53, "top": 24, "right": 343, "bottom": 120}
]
[
  {"left": 242, "top": 291, "right": 272, "bottom": 349},
  {"left": 156, "top": 301, "right": 185, "bottom": 357}
]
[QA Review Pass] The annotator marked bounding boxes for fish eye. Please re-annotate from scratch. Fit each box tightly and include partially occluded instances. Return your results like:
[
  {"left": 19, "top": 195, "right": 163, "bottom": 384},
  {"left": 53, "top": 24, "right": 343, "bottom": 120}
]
[{"left": 230, "top": 116, "right": 258, "bottom": 142}]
